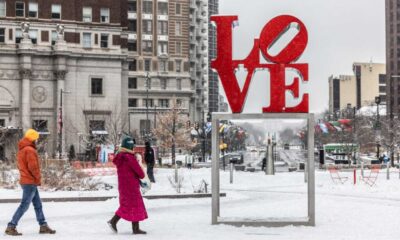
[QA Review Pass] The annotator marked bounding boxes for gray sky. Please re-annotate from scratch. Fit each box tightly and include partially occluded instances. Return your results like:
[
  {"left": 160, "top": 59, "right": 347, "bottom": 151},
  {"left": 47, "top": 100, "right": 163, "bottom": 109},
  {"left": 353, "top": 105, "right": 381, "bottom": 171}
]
[{"left": 218, "top": 0, "right": 385, "bottom": 113}]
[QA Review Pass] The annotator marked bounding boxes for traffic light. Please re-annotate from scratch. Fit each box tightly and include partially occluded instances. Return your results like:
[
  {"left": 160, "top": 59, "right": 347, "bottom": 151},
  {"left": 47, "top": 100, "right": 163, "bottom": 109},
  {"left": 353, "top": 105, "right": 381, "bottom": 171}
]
[{"left": 186, "top": 120, "right": 191, "bottom": 129}]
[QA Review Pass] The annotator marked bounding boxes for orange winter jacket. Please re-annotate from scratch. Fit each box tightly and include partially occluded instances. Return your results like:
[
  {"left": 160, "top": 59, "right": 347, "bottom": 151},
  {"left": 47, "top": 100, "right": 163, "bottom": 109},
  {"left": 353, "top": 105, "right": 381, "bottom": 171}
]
[{"left": 17, "top": 138, "right": 41, "bottom": 185}]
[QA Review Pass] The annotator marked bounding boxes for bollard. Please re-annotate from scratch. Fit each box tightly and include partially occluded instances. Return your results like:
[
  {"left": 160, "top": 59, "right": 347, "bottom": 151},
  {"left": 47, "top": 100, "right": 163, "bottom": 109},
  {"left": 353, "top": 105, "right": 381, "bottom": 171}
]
[
  {"left": 361, "top": 160, "right": 364, "bottom": 178},
  {"left": 230, "top": 162, "right": 233, "bottom": 184},
  {"left": 353, "top": 168, "right": 356, "bottom": 185},
  {"left": 387, "top": 162, "right": 390, "bottom": 180},
  {"left": 175, "top": 163, "right": 178, "bottom": 183}
]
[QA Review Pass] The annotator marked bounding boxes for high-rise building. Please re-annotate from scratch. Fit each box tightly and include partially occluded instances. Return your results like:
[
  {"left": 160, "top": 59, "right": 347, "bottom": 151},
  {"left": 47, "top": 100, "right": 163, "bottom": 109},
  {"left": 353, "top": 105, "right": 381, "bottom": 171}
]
[
  {"left": 328, "top": 62, "right": 386, "bottom": 114},
  {"left": 126, "top": 0, "right": 195, "bottom": 138},
  {"left": 0, "top": 0, "right": 128, "bottom": 159},
  {"left": 386, "top": 0, "right": 399, "bottom": 117},
  {"left": 189, "top": 0, "right": 208, "bottom": 123},
  {"left": 208, "top": 0, "right": 218, "bottom": 114}
]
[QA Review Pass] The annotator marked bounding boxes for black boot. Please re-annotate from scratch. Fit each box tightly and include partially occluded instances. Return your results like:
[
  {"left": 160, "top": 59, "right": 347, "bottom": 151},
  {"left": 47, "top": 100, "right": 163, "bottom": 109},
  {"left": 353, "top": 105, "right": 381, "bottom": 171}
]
[
  {"left": 107, "top": 215, "right": 121, "bottom": 233},
  {"left": 132, "top": 222, "right": 146, "bottom": 235}
]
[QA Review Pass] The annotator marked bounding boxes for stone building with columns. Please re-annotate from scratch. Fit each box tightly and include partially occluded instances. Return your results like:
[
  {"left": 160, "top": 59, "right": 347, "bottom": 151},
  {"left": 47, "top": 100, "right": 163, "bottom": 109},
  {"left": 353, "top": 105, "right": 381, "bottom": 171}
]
[{"left": 0, "top": 0, "right": 128, "bottom": 159}]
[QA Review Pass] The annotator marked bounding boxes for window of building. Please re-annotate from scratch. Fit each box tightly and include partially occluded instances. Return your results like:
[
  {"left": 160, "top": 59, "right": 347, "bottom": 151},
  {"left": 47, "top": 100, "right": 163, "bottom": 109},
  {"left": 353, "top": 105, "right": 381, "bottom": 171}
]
[
  {"left": 29, "top": 29, "right": 38, "bottom": 44},
  {"left": 128, "top": 77, "right": 137, "bottom": 89},
  {"left": 52, "top": 4, "right": 61, "bottom": 19},
  {"left": 83, "top": 7, "right": 92, "bottom": 22},
  {"left": 128, "top": 40, "right": 137, "bottom": 51},
  {"left": 159, "top": 60, "right": 167, "bottom": 72},
  {"left": 100, "top": 34, "right": 108, "bottom": 48},
  {"left": 0, "top": 28, "right": 4, "bottom": 43},
  {"left": 128, "top": 98, "right": 137, "bottom": 107},
  {"left": 176, "top": 98, "right": 182, "bottom": 107},
  {"left": 16, "top": 2, "right": 24, "bottom": 17},
  {"left": 176, "top": 79, "right": 182, "bottom": 90},
  {"left": 158, "top": 42, "right": 168, "bottom": 55},
  {"left": 143, "top": 20, "right": 152, "bottom": 34},
  {"left": 175, "top": 60, "right": 182, "bottom": 72},
  {"left": 158, "top": 21, "right": 168, "bottom": 35},
  {"left": 160, "top": 79, "right": 167, "bottom": 89},
  {"left": 142, "top": 40, "right": 152, "bottom": 52},
  {"left": 129, "top": 60, "right": 137, "bottom": 71},
  {"left": 175, "top": 3, "right": 181, "bottom": 15},
  {"left": 83, "top": 33, "right": 91, "bottom": 48},
  {"left": 15, "top": 29, "right": 22, "bottom": 43},
  {"left": 143, "top": 1, "right": 153, "bottom": 14},
  {"left": 89, "top": 120, "right": 105, "bottom": 131},
  {"left": 29, "top": 2, "right": 38, "bottom": 18},
  {"left": 158, "top": 2, "right": 168, "bottom": 15},
  {"left": 51, "top": 31, "right": 57, "bottom": 45},
  {"left": 379, "top": 74, "right": 386, "bottom": 84},
  {"left": 33, "top": 120, "right": 48, "bottom": 132},
  {"left": 91, "top": 78, "right": 103, "bottom": 95},
  {"left": 379, "top": 86, "right": 386, "bottom": 92},
  {"left": 100, "top": 8, "right": 110, "bottom": 23},
  {"left": 176, "top": 42, "right": 182, "bottom": 54},
  {"left": 143, "top": 99, "right": 154, "bottom": 107},
  {"left": 0, "top": 119, "right": 5, "bottom": 127},
  {"left": 144, "top": 59, "right": 151, "bottom": 71},
  {"left": 128, "top": 20, "right": 137, "bottom": 32},
  {"left": 0, "top": 0, "right": 5, "bottom": 17},
  {"left": 159, "top": 99, "right": 169, "bottom": 108},
  {"left": 140, "top": 119, "right": 151, "bottom": 135},
  {"left": 128, "top": 1, "right": 137, "bottom": 12},
  {"left": 175, "top": 22, "right": 182, "bottom": 36}
]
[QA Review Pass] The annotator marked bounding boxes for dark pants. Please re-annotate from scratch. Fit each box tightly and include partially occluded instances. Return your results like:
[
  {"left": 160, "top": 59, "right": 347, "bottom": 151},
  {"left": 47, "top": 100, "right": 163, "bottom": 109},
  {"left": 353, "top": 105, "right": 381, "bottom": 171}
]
[
  {"left": 262, "top": 163, "right": 266, "bottom": 171},
  {"left": 147, "top": 164, "right": 155, "bottom": 183},
  {"left": 8, "top": 184, "right": 47, "bottom": 227}
]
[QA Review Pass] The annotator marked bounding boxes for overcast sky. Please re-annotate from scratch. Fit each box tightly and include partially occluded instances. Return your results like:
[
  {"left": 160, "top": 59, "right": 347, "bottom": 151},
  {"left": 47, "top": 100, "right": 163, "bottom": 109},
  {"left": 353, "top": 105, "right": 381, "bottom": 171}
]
[{"left": 218, "top": 0, "right": 385, "bottom": 113}]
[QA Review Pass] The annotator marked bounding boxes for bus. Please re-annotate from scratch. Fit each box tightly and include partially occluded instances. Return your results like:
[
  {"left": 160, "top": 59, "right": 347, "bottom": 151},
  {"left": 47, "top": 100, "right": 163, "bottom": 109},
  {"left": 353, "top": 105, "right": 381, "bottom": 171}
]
[{"left": 323, "top": 143, "right": 359, "bottom": 165}]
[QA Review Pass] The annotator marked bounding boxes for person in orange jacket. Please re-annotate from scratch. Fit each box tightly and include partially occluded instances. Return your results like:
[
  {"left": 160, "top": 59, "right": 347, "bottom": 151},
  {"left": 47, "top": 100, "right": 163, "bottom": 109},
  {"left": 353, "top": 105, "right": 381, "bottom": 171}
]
[{"left": 5, "top": 129, "right": 56, "bottom": 236}]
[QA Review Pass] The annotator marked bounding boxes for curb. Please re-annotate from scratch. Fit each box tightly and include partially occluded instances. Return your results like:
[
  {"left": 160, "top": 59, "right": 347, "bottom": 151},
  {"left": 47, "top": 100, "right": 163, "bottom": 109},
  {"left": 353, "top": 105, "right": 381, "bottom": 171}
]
[{"left": 0, "top": 193, "right": 226, "bottom": 203}]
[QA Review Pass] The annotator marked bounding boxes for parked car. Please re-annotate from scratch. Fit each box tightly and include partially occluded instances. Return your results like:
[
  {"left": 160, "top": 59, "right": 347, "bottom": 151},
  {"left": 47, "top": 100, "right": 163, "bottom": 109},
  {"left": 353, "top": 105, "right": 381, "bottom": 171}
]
[{"left": 225, "top": 153, "right": 244, "bottom": 164}]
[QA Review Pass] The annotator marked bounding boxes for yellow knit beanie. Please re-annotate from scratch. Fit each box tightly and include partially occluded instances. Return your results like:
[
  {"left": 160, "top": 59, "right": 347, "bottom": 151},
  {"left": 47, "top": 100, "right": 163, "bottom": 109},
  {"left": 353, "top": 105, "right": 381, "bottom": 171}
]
[{"left": 25, "top": 129, "right": 40, "bottom": 142}]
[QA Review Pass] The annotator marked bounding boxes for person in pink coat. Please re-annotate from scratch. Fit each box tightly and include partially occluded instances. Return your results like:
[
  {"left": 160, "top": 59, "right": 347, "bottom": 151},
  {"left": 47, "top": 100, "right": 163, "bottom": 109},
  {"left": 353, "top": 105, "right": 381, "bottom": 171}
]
[{"left": 108, "top": 136, "right": 147, "bottom": 234}]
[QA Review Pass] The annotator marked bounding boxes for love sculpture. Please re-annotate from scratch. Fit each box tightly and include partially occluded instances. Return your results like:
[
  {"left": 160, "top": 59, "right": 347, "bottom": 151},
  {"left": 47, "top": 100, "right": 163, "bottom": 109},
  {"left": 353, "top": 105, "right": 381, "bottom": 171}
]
[
  {"left": 211, "top": 15, "right": 308, "bottom": 113},
  {"left": 210, "top": 15, "right": 315, "bottom": 228}
]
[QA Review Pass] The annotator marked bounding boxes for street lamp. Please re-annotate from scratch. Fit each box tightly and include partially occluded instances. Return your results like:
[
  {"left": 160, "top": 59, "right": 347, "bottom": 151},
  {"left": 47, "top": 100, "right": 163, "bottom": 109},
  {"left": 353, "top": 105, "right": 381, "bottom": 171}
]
[
  {"left": 58, "top": 89, "right": 71, "bottom": 159},
  {"left": 145, "top": 72, "right": 150, "bottom": 141},
  {"left": 375, "top": 96, "right": 381, "bottom": 159}
]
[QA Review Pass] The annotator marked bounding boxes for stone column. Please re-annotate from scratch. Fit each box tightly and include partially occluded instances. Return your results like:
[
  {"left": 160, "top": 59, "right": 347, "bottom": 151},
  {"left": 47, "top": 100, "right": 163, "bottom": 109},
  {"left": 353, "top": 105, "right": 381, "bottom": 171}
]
[
  {"left": 20, "top": 69, "right": 32, "bottom": 131},
  {"left": 54, "top": 70, "right": 67, "bottom": 158}
]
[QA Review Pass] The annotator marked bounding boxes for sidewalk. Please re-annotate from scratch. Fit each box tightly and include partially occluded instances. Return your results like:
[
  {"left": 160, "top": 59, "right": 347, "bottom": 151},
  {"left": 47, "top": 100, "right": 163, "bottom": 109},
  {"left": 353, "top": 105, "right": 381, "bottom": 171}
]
[{"left": 0, "top": 193, "right": 227, "bottom": 203}]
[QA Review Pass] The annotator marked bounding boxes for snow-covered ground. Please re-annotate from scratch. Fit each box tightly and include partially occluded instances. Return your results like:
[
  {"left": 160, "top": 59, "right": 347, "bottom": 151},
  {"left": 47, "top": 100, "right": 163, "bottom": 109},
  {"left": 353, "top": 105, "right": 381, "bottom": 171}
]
[{"left": 1, "top": 168, "right": 400, "bottom": 239}]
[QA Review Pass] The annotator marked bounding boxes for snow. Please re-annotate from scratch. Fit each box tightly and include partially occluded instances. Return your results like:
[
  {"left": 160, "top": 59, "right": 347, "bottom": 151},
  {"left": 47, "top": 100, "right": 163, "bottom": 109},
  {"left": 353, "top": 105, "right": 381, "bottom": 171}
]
[{"left": 1, "top": 167, "right": 400, "bottom": 239}]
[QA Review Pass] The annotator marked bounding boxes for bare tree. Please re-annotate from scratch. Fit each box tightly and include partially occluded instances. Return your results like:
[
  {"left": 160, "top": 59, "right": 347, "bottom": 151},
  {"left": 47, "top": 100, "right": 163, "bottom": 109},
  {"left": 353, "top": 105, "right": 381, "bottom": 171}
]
[{"left": 152, "top": 101, "right": 196, "bottom": 165}]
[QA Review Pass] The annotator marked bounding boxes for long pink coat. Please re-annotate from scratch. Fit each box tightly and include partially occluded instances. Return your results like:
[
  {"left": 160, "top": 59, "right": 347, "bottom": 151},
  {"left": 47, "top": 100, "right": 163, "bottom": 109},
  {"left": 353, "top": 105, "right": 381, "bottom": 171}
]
[{"left": 113, "top": 152, "right": 148, "bottom": 222}]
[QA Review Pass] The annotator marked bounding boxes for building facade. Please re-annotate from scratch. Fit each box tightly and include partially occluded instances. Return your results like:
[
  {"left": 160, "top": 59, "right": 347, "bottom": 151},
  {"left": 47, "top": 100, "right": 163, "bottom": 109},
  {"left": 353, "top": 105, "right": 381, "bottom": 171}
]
[
  {"left": 329, "top": 62, "right": 386, "bottom": 114},
  {"left": 328, "top": 75, "right": 356, "bottom": 113},
  {"left": 189, "top": 0, "right": 208, "bottom": 123},
  {"left": 386, "top": 0, "right": 400, "bottom": 117},
  {"left": 0, "top": 0, "right": 129, "bottom": 159},
  {"left": 208, "top": 0, "right": 218, "bottom": 114},
  {"left": 126, "top": 0, "right": 198, "bottom": 139}
]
